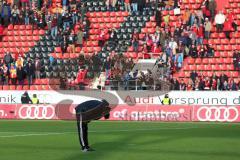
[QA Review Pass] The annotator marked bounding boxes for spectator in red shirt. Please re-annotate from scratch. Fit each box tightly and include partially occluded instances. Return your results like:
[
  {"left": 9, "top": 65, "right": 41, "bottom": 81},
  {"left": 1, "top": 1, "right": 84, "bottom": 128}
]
[
  {"left": 202, "top": 5, "right": 211, "bottom": 19},
  {"left": 145, "top": 34, "right": 153, "bottom": 52},
  {"left": 0, "top": 24, "right": 3, "bottom": 41},
  {"left": 223, "top": 18, "right": 233, "bottom": 39},
  {"left": 227, "top": 10, "right": 234, "bottom": 24},
  {"left": 15, "top": 48, "right": 24, "bottom": 60},
  {"left": 98, "top": 29, "right": 107, "bottom": 47},
  {"left": 151, "top": 43, "right": 161, "bottom": 54},
  {"left": 197, "top": 24, "right": 204, "bottom": 45}
]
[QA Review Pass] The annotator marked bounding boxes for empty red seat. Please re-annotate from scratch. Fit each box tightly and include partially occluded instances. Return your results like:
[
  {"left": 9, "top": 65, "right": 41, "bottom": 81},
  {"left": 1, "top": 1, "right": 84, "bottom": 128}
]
[
  {"left": 110, "top": 12, "right": 116, "bottom": 17},
  {"left": 30, "top": 85, "right": 38, "bottom": 90},
  {"left": 195, "top": 58, "right": 202, "bottom": 64},
  {"left": 231, "top": 71, "right": 239, "bottom": 77},
  {"left": 122, "top": 11, "right": 128, "bottom": 17},
  {"left": 224, "top": 58, "right": 232, "bottom": 64},
  {"left": 220, "top": 52, "right": 228, "bottom": 57},
  {"left": 16, "top": 85, "right": 23, "bottom": 90},
  {"left": 9, "top": 85, "right": 16, "bottom": 90},
  {"left": 208, "top": 58, "right": 216, "bottom": 64},
  {"left": 202, "top": 58, "right": 209, "bottom": 64},
  {"left": 214, "top": 51, "right": 220, "bottom": 57},
  {"left": 227, "top": 65, "right": 234, "bottom": 70},
  {"left": 96, "top": 12, "right": 103, "bottom": 17},
  {"left": 55, "top": 47, "right": 62, "bottom": 53},
  {"left": 102, "top": 12, "right": 110, "bottom": 17},
  {"left": 187, "top": 58, "right": 195, "bottom": 64},
  {"left": 189, "top": 65, "right": 196, "bottom": 70},
  {"left": 2, "top": 85, "right": 9, "bottom": 90}
]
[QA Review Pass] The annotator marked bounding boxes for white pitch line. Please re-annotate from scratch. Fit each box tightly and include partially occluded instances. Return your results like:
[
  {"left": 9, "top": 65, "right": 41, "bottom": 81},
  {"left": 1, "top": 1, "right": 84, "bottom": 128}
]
[
  {"left": 0, "top": 127, "right": 201, "bottom": 138},
  {"left": 89, "top": 127, "right": 201, "bottom": 133},
  {"left": 0, "top": 133, "right": 65, "bottom": 138}
]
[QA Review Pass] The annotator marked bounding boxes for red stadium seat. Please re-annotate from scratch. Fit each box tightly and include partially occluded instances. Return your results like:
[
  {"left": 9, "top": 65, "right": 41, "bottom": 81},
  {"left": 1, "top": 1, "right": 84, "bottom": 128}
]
[
  {"left": 202, "top": 58, "right": 209, "bottom": 64},
  {"left": 16, "top": 85, "right": 23, "bottom": 90},
  {"left": 195, "top": 58, "right": 202, "bottom": 64},
  {"left": 2, "top": 85, "right": 9, "bottom": 90}
]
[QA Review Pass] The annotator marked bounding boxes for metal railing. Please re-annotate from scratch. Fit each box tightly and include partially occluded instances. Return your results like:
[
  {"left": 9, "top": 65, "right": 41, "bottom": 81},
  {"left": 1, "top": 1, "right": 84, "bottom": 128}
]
[{"left": 104, "top": 79, "right": 171, "bottom": 91}]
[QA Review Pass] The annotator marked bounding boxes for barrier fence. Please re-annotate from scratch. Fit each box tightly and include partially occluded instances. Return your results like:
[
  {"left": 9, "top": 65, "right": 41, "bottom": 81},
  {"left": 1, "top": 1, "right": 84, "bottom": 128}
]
[{"left": 0, "top": 104, "right": 240, "bottom": 123}]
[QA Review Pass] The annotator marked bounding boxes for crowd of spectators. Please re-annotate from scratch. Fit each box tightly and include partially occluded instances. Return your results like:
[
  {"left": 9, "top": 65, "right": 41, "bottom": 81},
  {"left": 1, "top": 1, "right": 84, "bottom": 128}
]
[
  {"left": 170, "top": 71, "right": 240, "bottom": 91},
  {"left": 0, "top": 0, "right": 90, "bottom": 52},
  {"left": 0, "top": 51, "right": 36, "bottom": 86},
  {"left": 107, "top": 0, "right": 238, "bottom": 90},
  {"left": 0, "top": 0, "right": 91, "bottom": 86},
  {"left": 98, "top": 0, "right": 219, "bottom": 85}
]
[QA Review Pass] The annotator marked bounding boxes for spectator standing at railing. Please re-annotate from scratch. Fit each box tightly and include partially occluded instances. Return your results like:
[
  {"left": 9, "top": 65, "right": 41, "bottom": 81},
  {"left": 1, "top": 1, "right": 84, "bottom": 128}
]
[
  {"left": 219, "top": 72, "right": 228, "bottom": 90},
  {"left": 229, "top": 79, "right": 238, "bottom": 91},
  {"left": 204, "top": 18, "right": 212, "bottom": 39},
  {"left": 17, "top": 66, "right": 24, "bottom": 85},
  {"left": 138, "top": 0, "right": 145, "bottom": 12},
  {"left": 197, "top": 24, "right": 204, "bottom": 45},
  {"left": 23, "top": 6, "right": 31, "bottom": 25},
  {"left": 11, "top": 5, "right": 20, "bottom": 26},
  {"left": 80, "top": 3, "right": 86, "bottom": 22},
  {"left": 132, "top": 37, "right": 139, "bottom": 53},
  {"left": 202, "top": 5, "right": 211, "bottom": 20},
  {"left": 82, "top": 17, "right": 90, "bottom": 40},
  {"left": 208, "top": 0, "right": 216, "bottom": 20},
  {"left": 176, "top": 53, "right": 183, "bottom": 70},
  {"left": 24, "top": 60, "right": 35, "bottom": 86},
  {"left": 131, "top": 0, "right": 138, "bottom": 12},
  {"left": 68, "top": 30, "right": 76, "bottom": 53},
  {"left": 15, "top": 56, "right": 24, "bottom": 68},
  {"left": 223, "top": 18, "right": 232, "bottom": 40},
  {"left": 0, "top": 24, "right": 3, "bottom": 40},
  {"left": 123, "top": 71, "right": 131, "bottom": 90},
  {"left": 179, "top": 79, "right": 186, "bottom": 90},
  {"left": 9, "top": 63, "right": 17, "bottom": 85},
  {"left": 1, "top": 1, "right": 11, "bottom": 27},
  {"left": 124, "top": 0, "right": 131, "bottom": 12},
  {"left": 215, "top": 11, "right": 225, "bottom": 32},
  {"left": 4, "top": 52, "right": 13, "bottom": 67},
  {"left": 45, "top": 11, "right": 52, "bottom": 31},
  {"left": 62, "top": 8, "right": 70, "bottom": 30},
  {"left": 34, "top": 57, "right": 41, "bottom": 79},
  {"left": 51, "top": 15, "right": 58, "bottom": 37},
  {"left": 0, "top": 65, "right": 4, "bottom": 85},
  {"left": 1, "top": 64, "right": 9, "bottom": 85},
  {"left": 61, "top": 36, "right": 68, "bottom": 53},
  {"left": 168, "top": 37, "right": 178, "bottom": 56},
  {"left": 71, "top": 6, "right": 78, "bottom": 25},
  {"left": 233, "top": 51, "right": 239, "bottom": 70}
]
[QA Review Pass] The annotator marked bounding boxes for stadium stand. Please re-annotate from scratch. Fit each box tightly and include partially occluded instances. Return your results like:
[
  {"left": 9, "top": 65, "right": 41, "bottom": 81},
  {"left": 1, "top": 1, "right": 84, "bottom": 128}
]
[{"left": 0, "top": 0, "right": 239, "bottom": 91}]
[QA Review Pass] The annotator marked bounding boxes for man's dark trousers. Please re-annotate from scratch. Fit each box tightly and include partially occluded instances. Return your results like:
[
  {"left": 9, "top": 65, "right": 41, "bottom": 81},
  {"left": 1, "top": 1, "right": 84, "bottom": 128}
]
[{"left": 76, "top": 113, "right": 89, "bottom": 150}]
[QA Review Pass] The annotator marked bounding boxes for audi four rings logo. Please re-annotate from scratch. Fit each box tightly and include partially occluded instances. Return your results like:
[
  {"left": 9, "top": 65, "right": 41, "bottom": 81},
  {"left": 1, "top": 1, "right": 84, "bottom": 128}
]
[
  {"left": 18, "top": 105, "right": 55, "bottom": 119},
  {"left": 197, "top": 106, "right": 239, "bottom": 122}
]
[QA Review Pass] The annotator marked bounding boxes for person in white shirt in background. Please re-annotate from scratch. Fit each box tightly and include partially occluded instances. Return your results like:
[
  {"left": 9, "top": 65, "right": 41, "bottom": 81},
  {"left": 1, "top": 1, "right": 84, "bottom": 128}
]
[{"left": 214, "top": 11, "right": 226, "bottom": 32}]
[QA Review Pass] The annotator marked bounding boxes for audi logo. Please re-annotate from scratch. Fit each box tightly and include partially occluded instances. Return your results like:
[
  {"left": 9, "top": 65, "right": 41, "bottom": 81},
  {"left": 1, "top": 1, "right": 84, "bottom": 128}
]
[
  {"left": 197, "top": 106, "right": 239, "bottom": 122},
  {"left": 18, "top": 105, "right": 55, "bottom": 120}
]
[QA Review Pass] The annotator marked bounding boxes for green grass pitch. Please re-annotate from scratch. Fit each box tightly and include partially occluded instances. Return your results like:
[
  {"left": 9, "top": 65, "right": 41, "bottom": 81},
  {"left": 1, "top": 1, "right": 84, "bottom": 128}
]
[{"left": 0, "top": 120, "right": 239, "bottom": 160}]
